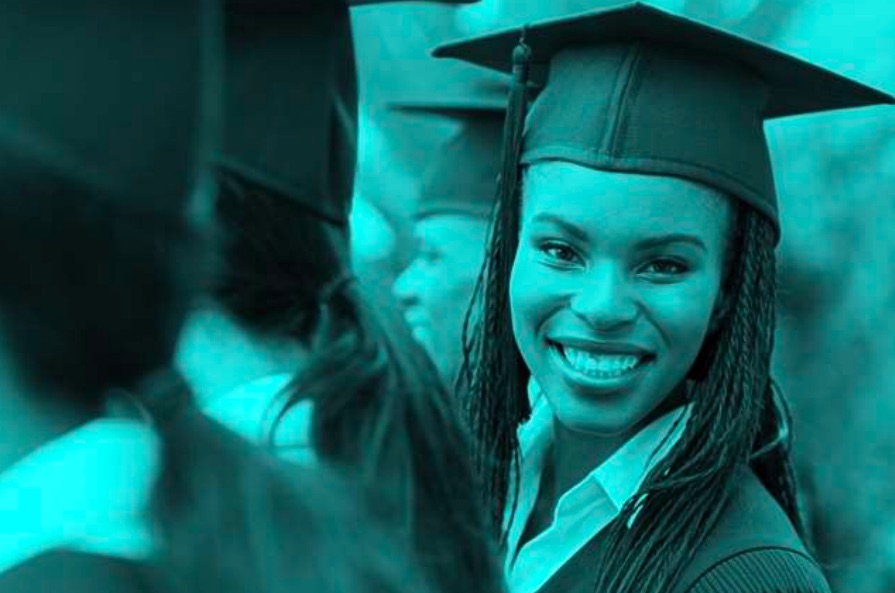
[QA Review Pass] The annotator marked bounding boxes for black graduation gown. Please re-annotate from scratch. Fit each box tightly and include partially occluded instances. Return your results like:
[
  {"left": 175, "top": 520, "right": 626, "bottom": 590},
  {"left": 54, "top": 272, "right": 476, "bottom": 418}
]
[{"left": 536, "top": 466, "right": 831, "bottom": 593}]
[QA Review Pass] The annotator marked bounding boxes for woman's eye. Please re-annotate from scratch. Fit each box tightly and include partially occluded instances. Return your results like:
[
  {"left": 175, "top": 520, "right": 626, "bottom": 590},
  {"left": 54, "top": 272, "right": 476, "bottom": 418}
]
[
  {"left": 538, "top": 241, "right": 581, "bottom": 265},
  {"left": 640, "top": 258, "right": 689, "bottom": 276}
]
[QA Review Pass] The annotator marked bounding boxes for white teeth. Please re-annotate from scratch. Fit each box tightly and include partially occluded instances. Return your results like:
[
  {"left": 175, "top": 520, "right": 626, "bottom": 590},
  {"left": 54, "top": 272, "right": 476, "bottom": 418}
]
[{"left": 561, "top": 347, "right": 642, "bottom": 378}]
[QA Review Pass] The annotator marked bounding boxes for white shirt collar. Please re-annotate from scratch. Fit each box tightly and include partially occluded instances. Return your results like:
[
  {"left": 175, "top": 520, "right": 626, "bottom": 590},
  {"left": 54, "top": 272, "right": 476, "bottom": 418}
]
[
  {"left": 592, "top": 405, "right": 688, "bottom": 510},
  {"left": 505, "top": 380, "right": 690, "bottom": 593},
  {"left": 0, "top": 418, "right": 159, "bottom": 575}
]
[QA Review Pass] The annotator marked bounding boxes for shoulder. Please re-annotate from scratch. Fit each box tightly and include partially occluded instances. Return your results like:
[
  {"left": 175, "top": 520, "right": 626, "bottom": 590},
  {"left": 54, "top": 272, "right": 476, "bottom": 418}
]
[
  {"left": 0, "top": 419, "right": 158, "bottom": 572},
  {"left": 0, "top": 551, "right": 170, "bottom": 593},
  {"left": 674, "top": 467, "right": 830, "bottom": 593},
  {"left": 684, "top": 548, "right": 831, "bottom": 593}
]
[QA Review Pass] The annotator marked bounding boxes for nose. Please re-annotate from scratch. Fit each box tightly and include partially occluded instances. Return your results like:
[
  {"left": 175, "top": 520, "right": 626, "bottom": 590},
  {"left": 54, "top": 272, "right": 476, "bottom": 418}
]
[
  {"left": 568, "top": 263, "right": 639, "bottom": 332},
  {"left": 393, "top": 262, "right": 421, "bottom": 307}
]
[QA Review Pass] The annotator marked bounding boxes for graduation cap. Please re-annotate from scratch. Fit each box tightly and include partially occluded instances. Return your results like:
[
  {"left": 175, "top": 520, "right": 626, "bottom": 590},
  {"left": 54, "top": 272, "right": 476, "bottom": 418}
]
[
  {"left": 352, "top": 0, "right": 477, "bottom": 4},
  {"left": 392, "top": 94, "right": 507, "bottom": 219},
  {"left": 218, "top": 0, "right": 477, "bottom": 227},
  {"left": 0, "top": 1, "right": 219, "bottom": 212},
  {"left": 433, "top": 2, "right": 895, "bottom": 243}
]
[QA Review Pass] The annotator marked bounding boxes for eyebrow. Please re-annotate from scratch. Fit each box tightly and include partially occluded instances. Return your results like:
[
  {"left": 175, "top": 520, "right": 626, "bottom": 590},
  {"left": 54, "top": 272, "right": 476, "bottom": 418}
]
[
  {"left": 531, "top": 214, "right": 706, "bottom": 251},
  {"left": 634, "top": 233, "right": 707, "bottom": 252},
  {"left": 530, "top": 213, "right": 589, "bottom": 242}
]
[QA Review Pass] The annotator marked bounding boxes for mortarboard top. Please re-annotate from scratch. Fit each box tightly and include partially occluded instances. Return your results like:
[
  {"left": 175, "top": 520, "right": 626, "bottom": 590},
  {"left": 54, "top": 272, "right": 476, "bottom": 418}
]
[
  {"left": 0, "top": 1, "right": 219, "bottom": 213},
  {"left": 433, "top": 2, "right": 895, "bottom": 242},
  {"left": 227, "top": 0, "right": 476, "bottom": 8},
  {"left": 219, "top": 0, "right": 478, "bottom": 227},
  {"left": 392, "top": 94, "right": 506, "bottom": 219},
  {"left": 351, "top": 0, "right": 477, "bottom": 4}
]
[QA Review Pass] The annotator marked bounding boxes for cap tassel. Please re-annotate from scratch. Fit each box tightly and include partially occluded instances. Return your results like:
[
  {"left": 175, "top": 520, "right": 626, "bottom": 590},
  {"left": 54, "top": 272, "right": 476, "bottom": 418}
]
[
  {"left": 496, "top": 27, "right": 532, "bottom": 209},
  {"left": 496, "top": 29, "right": 533, "bottom": 429}
]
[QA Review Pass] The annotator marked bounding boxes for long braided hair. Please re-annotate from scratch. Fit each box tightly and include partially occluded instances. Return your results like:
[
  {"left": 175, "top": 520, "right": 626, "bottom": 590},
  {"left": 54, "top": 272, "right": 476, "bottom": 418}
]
[{"left": 458, "top": 164, "right": 808, "bottom": 592}]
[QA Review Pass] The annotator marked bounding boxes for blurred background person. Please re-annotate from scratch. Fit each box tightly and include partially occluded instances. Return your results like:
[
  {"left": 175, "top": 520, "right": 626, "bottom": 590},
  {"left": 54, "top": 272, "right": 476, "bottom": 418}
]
[
  {"left": 350, "top": 108, "right": 429, "bottom": 315},
  {"left": 392, "top": 98, "right": 505, "bottom": 390},
  {"left": 176, "top": 2, "right": 507, "bottom": 592},
  {"left": 349, "top": 0, "right": 514, "bottom": 278}
]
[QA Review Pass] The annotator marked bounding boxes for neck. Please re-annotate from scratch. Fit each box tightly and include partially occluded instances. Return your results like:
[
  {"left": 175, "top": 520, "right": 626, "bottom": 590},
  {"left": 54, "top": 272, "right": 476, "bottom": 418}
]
[
  {"left": 551, "top": 384, "right": 689, "bottom": 498},
  {"left": 552, "top": 423, "right": 630, "bottom": 501},
  {"left": 175, "top": 303, "right": 307, "bottom": 409}
]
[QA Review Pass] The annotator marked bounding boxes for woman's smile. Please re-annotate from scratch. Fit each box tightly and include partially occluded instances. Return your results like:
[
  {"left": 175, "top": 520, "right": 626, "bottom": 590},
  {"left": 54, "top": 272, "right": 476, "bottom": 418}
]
[{"left": 547, "top": 338, "right": 655, "bottom": 395}]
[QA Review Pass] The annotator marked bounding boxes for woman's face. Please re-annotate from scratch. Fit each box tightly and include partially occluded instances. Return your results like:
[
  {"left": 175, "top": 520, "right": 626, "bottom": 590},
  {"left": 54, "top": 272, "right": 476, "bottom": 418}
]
[{"left": 510, "top": 162, "right": 732, "bottom": 436}]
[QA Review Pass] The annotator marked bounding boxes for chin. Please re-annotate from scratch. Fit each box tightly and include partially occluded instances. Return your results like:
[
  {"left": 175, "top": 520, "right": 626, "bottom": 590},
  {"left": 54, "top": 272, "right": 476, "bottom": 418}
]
[{"left": 545, "top": 390, "right": 648, "bottom": 437}]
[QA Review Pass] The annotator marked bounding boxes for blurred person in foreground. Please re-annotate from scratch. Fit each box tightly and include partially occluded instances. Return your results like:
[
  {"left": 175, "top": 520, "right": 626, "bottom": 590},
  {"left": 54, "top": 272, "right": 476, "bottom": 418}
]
[{"left": 0, "top": 2, "right": 434, "bottom": 593}]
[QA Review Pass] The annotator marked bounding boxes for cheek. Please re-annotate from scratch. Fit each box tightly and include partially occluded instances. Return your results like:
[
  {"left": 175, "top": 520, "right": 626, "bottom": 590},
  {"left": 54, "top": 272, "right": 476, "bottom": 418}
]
[
  {"left": 450, "top": 242, "right": 487, "bottom": 284},
  {"left": 644, "top": 283, "right": 719, "bottom": 362},
  {"left": 441, "top": 252, "right": 481, "bottom": 298},
  {"left": 420, "top": 258, "right": 480, "bottom": 314},
  {"left": 441, "top": 246, "right": 484, "bottom": 292},
  {"left": 509, "top": 247, "right": 553, "bottom": 349},
  {"left": 508, "top": 251, "right": 528, "bottom": 335}
]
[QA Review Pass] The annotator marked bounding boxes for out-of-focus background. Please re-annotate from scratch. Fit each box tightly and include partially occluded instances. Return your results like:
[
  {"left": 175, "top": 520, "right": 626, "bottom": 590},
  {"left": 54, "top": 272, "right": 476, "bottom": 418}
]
[{"left": 347, "top": 2, "right": 895, "bottom": 592}]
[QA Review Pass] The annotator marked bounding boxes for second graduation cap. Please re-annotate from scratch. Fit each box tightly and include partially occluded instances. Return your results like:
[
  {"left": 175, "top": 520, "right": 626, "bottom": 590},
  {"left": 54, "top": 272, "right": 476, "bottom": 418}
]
[
  {"left": 393, "top": 95, "right": 506, "bottom": 219},
  {"left": 219, "top": 0, "right": 477, "bottom": 226},
  {"left": 0, "top": 0, "right": 218, "bottom": 213},
  {"left": 434, "top": 2, "right": 895, "bottom": 242}
]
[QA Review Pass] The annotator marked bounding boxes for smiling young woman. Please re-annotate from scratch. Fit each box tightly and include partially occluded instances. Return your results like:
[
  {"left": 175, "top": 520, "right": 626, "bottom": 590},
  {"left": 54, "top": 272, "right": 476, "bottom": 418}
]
[{"left": 437, "top": 3, "right": 894, "bottom": 593}]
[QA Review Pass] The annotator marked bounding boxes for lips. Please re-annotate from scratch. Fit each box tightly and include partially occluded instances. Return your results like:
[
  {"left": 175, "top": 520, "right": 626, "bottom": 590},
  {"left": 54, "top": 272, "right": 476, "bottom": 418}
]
[
  {"left": 400, "top": 307, "right": 426, "bottom": 330},
  {"left": 401, "top": 310, "right": 431, "bottom": 346}
]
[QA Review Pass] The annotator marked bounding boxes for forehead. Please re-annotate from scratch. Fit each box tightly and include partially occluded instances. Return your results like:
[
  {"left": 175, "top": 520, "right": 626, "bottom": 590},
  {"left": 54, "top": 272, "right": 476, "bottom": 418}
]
[{"left": 522, "top": 161, "right": 732, "bottom": 245}]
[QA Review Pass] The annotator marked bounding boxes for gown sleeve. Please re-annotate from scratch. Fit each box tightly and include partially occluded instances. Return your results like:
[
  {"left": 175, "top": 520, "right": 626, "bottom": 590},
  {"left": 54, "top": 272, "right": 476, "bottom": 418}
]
[
  {"left": 683, "top": 548, "right": 832, "bottom": 593},
  {"left": 0, "top": 551, "right": 170, "bottom": 593}
]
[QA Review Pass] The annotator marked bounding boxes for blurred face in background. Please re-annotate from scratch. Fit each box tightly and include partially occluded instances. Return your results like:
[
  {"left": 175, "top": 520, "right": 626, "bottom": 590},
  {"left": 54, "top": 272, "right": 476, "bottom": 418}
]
[
  {"left": 350, "top": 195, "right": 400, "bottom": 290},
  {"left": 394, "top": 214, "right": 490, "bottom": 387},
  {"left": 350, "top": 108, "right": 423, "bottom": 300}
]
